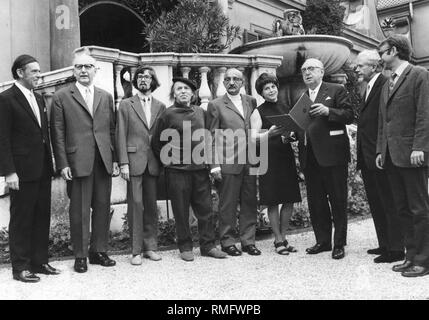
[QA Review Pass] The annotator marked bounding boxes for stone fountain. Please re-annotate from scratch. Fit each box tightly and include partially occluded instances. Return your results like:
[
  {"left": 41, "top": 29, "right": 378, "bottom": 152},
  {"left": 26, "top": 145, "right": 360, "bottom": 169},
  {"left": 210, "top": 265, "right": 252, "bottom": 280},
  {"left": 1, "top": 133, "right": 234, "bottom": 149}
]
[{"left": 230, "top": 9, "right": 353, "bottom": 107}]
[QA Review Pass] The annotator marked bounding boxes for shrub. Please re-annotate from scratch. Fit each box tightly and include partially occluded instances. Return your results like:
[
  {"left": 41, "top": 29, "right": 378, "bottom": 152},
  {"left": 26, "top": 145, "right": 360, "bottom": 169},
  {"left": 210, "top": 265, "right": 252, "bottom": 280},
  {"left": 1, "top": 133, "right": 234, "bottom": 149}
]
[
  {"left": 144, "top": 0, "right": 240, "bottom": 53},
  {"left": 301, "top": 0, "right": 346, "bottom": 36}
]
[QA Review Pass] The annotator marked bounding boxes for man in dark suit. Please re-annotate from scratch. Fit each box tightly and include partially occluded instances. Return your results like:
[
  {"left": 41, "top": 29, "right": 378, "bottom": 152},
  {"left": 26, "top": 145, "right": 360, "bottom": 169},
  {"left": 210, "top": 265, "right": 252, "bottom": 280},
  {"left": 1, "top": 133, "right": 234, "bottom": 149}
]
[
  {"left": 355, "top": 50, "right": 404, "bottom": 263},
  {"left": 0, "top": 55, "right": 60, "bottom": 282},
  {"left": 51, "top": 52, "right": 119, "bottom": 273},
  {"left": 116, "top": 66, "right": 165, "bottom": 265},
  {"left": 299, "top": 58, "right": 354, "bottom": 260},
  {"left": 206, "top": 68, "right": 261, "bottom": 256},
  {"left": 376, "top": 35, "right": 429, "bottom": 277}
]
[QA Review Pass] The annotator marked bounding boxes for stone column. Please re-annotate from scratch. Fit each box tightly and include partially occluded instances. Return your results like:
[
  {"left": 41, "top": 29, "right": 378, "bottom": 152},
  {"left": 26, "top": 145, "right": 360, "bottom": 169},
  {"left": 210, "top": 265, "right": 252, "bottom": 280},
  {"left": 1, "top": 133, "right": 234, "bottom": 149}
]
[{"left": 49, "top": 0, "right": 81, "bottom": 70}]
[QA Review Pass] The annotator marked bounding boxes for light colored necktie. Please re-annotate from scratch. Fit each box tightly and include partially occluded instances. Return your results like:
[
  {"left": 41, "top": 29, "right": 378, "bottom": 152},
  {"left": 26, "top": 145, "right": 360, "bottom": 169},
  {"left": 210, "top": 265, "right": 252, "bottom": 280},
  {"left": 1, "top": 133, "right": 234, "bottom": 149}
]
[
  {"left": 143, "top": 97, "right": 151, "bottom": 125},
  {"left": 310, "top": 90, "right": 316, "bottom": 102},
  {"left": 84, "top": 87, "right": 93, "bottom": 116},
  {"left": 28, "top": 92, "right": 41, "bottom": 126}
]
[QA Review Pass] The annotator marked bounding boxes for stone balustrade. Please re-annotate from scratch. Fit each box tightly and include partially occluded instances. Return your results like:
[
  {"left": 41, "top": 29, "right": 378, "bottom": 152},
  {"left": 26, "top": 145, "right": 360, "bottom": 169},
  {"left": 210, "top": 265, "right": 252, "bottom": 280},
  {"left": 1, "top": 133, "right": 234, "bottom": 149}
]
[{"left": 74, "top": 46, "right": 283, "bottom": 109}]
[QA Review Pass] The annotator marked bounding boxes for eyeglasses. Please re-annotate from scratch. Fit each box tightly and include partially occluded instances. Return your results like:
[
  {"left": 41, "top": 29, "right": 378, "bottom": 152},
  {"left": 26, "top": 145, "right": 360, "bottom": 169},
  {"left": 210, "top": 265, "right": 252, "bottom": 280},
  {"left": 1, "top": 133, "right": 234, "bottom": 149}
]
[
  {"left": 74, "top": 64, "right": 95, "bottom": 70},
  {"left": 224, "top": 77, "right": 243, "bottom": 83},
  {"left": 378, "top": 47, "right": 391, "bottom": 56},
  {"left": 137, "top": 74, "right": 152, "bottom": 80},
  {"left": 301, "top": 66, "right": 322, "bottom": 74}
]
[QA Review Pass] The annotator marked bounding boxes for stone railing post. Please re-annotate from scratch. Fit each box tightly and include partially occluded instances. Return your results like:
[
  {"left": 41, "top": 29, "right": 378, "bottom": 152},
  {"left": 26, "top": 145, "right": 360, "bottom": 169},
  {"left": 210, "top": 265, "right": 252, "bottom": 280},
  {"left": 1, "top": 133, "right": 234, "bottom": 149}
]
[
  {"left": 238, "top": 67, "right": 247, "bottom": 95},
  {"left": 114, "top": 64, "right": 124, "bottom": 108},
  {"left": 181, "top": 67, "right": 191, "bottom": 79},
  {"left": 215, "top": 67, "right": 227, "bottom": 98},
  {"left": 198, "top": 66, "right": 211, "bottom": 111}
]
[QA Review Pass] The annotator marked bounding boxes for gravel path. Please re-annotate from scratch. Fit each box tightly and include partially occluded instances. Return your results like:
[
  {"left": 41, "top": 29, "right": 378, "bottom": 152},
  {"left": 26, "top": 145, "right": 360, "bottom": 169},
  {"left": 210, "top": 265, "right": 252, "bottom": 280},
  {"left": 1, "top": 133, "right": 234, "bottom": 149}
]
[{"left": 1, "top": 218, "right": 428, "bottom": 300}]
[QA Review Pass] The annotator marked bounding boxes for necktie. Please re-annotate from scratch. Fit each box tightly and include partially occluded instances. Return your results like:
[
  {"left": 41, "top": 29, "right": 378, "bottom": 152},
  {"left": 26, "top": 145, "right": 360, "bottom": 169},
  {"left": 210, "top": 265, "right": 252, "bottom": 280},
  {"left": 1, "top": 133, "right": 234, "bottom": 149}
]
[
  {"left": 84, "top": 87, "right": 93, "bottom": 116},
  {"left": 365, "top": 84, "right": 371, "bottom": 101},
  {"left": 28, "top": 92, "right": 41, "bottom": 127},
  {"left": 309, "top": 90, "right": 316, "bottom": 102},
  {"left": 389, "top": 73, "right": 397, "bottom": 91},
  {"left": 142, "top": 97, "right": 151, "bottom": 125}
]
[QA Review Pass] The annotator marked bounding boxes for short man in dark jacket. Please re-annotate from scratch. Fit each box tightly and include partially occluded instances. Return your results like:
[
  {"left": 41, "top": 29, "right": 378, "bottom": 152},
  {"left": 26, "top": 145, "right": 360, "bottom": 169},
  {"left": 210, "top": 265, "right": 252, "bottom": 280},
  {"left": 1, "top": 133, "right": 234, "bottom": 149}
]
[{"left": 152, "top": 77, "right": 226, "bottom": 262}]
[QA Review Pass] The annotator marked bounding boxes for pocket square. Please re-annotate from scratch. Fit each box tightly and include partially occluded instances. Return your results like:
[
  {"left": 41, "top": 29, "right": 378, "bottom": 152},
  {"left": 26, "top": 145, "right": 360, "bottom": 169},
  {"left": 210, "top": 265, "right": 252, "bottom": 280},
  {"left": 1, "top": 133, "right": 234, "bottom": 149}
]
[{"left": 325, "top": 96, "right": 332, "bottom": 101}]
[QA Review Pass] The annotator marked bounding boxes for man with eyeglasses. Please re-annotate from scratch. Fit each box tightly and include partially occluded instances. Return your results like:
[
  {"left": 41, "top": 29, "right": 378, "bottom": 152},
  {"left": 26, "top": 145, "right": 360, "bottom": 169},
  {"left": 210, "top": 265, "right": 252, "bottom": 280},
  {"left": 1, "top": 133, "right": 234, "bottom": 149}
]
[
  {"left": 376, "top": 35, "right": 429, "bottom": 277},
  {"left": 206, "top": 68, "right": 261, "bottom": 257},
  {"left": 0, "top": 55, "right": 60, "bottom": 282},
  {"left": 355, "top": 50, "right": 403, "bottom": 263},
  {"left": 299, "top": 58, "right": 354, "bottom": 260},
  {"left": 116, "top": 66, "right": 165, "bottom": 265},
  {"left": 51, "top": 52, "right": 119, "bottom": 273}
]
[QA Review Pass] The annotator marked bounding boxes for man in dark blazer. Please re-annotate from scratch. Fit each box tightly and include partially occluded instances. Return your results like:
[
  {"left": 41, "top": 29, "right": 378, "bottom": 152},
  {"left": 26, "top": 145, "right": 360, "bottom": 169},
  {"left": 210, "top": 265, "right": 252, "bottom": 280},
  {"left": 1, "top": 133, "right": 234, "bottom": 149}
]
[
  {"left": 116, "top": 66, "right": 165, "bottom": 265},
  {"left": 355, "top": 50, "right": 404, "bottom": 263},
  {"left": 206, "top": 68, "right": 261, "bottom": 256},
  {"left": 376, "top": 35, "right": 429, "bottom": 277},
  {"left": 299, "top": 58, "right": 354, "bottom": 260},
  {"left": 51, "top": 52, "right": 119, "bottom": 273},
  {"left": 0, "top": 55, "right": 60, "bottom": 282}
]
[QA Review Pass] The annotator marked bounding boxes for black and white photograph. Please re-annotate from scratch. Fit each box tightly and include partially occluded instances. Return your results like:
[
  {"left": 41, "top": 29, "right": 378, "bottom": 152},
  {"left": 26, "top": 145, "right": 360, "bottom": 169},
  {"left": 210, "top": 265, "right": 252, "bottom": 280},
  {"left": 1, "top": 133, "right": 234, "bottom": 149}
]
[{"left": 1, "top": 0, "right": 429, "bottom": 307}]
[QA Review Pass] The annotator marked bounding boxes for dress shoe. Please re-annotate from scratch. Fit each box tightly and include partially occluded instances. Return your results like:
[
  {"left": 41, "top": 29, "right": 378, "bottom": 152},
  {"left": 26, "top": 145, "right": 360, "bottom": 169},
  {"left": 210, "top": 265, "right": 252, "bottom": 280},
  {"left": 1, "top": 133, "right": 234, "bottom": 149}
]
[
  {"left": 332, "top": 246, "right": 345, "bottom": 260},
  {"left": 32, "top": 263, "right": 61, "bottom": 275},
  {"left": 131, "top": 254, "right": 142, "bottom": 265},
  {"left": 202, "top": 247, "right": 227, "bottom": 259},
  {"left": 401, "top": 265, "right": 429, "bottom": 277},
  {"left": 89, "top": 252, "right": 116, "bottom": 267},
  {"left": 74, "top": 258, "right": 88, "bottom": 273},
  {"left": 180, "top": 251, "right": 194, "bottom": 262},
  {"left": 221, "top": 245, "right": 242, "bottom": 256},
  {"left": 242, "top": 244, "right": 261, "bottom": 256},
  {"left": 13, "top": 270, "right": 40, "bottom": 283},
  {"left": 392, "top": 260, "right": 413, "bottom": 272},
  {"left": 306, "top": 243, "right": 332, "bottom": 255},
  {"left": 367, "top": 247, "right": 386, "bottom": 255},
  {"left": 143, "top": 250, "right": 162, "bottom": 261},
  {"left": 373, "top": 251, "right": 405, "bottom": 264}
]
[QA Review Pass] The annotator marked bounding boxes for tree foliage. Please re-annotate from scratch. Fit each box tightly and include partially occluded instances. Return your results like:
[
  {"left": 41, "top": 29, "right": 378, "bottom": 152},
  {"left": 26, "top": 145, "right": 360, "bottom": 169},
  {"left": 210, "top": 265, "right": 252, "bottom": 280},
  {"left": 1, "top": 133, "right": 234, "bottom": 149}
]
[
  {"left": 144, "top": 0, "right": 240, "bottom": 53},
  {"left": 301, "top": 0, "right": 346, "bottom": 36}
]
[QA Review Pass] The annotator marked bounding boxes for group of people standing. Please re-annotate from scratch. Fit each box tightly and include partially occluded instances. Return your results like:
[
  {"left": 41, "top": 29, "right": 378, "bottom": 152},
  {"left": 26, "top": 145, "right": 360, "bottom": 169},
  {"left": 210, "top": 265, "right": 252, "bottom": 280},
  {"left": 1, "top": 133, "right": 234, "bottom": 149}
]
[{"left": 1, "top": 34, "right": 429, "bottom": 283}]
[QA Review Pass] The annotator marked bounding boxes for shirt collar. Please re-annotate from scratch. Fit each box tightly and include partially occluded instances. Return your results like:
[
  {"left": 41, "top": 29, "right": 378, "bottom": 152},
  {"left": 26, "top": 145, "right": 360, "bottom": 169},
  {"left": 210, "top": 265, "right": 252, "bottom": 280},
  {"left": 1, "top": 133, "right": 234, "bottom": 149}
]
[
  {"left": 137, "top": 92, "right": 151, "bottom": 102},
  {"left": 15, "top": 81, "right": 33, "bottom": 97},
  {"left": 75, "top": 81, "right": 94, "bottom": 94},
  {"left": 309, "top": 82, "right": 323, "bottom": 95},
  {"left": 227, "top": 93, "right": 242, "bottom": 102},
  {"left": 367, "top": 72, "right": 381, "bottom": 90},
  {"left": 392, "top": 61, "right": 409, "bottom": 78}
]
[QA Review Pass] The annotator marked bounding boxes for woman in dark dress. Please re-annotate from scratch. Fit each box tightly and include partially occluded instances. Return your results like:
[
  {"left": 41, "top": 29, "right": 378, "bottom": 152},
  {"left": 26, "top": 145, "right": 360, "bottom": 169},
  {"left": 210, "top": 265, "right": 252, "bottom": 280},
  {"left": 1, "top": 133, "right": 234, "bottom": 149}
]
[{"left": 250, "top": 73, "right": 302, "bottom": 255}]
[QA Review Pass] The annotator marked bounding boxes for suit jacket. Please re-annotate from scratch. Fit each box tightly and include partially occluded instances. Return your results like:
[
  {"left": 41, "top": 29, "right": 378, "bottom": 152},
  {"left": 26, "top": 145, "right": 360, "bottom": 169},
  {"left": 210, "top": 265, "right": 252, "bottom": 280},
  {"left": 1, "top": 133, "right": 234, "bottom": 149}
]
[
  {"left": 376, "top": 64, "right": 429, "bottom": 168},
  {"left": 206, "top": 94, "right": 257, "bottom": 174},
  {"left": 298, "top": 82, "right": 354, "bottom": 168},
  {"left": 357, "top": 75, "right": 387, "bottom": 170},
  {"left": 50, "top": 83, "right": 116, "bottom": 177},
  {"left": 0, "top": 84, "right": 53, "bottom": 181},
  {"left": 116, "top": 94, "right": 165, "bottom": 176}
]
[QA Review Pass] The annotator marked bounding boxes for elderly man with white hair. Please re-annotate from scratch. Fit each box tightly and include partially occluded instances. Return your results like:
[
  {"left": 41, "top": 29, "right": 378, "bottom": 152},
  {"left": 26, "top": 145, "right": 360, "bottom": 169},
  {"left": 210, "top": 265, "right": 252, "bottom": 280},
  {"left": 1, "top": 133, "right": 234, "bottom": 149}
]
[
  {"left": 298, "top": 58, "right": 354, "bottom": 260},
  {"left": 355, "top": 50, "right": 404, "bottom": 263}
]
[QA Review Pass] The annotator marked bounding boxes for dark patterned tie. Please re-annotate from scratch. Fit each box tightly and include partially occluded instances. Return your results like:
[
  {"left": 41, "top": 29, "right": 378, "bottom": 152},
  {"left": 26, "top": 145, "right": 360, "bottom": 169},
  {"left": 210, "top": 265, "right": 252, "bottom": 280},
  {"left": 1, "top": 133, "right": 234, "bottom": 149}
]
[{"left": 389, "top": 73, "right": 397, "bottom": 92}]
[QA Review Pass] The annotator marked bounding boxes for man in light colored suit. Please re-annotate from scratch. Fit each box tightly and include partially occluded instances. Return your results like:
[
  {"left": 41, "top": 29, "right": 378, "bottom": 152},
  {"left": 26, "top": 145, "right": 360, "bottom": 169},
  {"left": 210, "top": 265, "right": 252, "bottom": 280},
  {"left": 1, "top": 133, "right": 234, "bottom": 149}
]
[
  {"left": 116, "top": 66, "right": 165, "bottom": 265},
  {"left": 299, "top": 58, "right": 354, "bottom": 260},
  {"left": 376, "top": 35, "right": 429, "bottom": 277},
  {"left": 206, "top": 68, "right": 261, "bottom": 256},
  {"left": 51, "top": 52, "right": 119, "bottom": 273}
]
